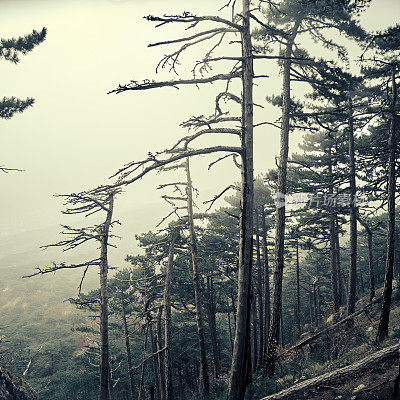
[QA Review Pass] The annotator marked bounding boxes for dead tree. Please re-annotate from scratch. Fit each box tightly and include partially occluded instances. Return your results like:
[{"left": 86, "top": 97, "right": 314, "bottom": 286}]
[{"left": 23, "top": 189, "right": 119, "bottom": 400}]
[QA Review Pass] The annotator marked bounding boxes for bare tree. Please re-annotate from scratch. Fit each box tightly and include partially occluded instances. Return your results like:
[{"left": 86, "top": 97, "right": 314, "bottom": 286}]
[{"left": 23, "top": 189, "right": 120, "bottom": 400}]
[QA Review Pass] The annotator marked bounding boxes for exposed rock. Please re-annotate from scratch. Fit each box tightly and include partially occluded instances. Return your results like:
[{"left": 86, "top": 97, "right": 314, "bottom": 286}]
[{"left": 0, "top": 366, "right": 37, "bottom": 400}]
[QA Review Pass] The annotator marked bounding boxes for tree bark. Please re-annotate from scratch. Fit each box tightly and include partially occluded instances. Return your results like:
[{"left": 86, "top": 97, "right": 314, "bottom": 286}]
[
  {"left": 377, "top": 65, "right": 398, "bottom": 342},
  {"left": 164, "top": 230, "right": 177, "bottom": 400},
  {"left": 347, "top": 98, "right": 358, "bottom": 316},
  {"left": 205, "top": 275, "right": 222, "bottom": 378},
  {"left": 227, "top": 1, "right": 254, "bottom": 399},
  {"left": 185, "top": 157, "right": 210, "bottom": 394},
  {"left": 149, "top": 323, "right": 161, "bottom": 400},
  {"left": 156, "top": 307, "right": 166, "bottom": 400},
  {"left": 121, "top": 291, "right": 136, "bottom": 400},
  {"left": 138, "top": 327, "right": 149, "bottom": 400},
  {"left": 328, "top": 146, "right": 341, "bottom": 312},
  {"left": 255, "top": 212, "right": 264, "bottom": 366},
  {"left": 99, "top": 195, "right": 114, "bottom": 400},
  {"left": 262, "top": 207, "right": 270, "bottom": 355},
  {"left": 266, "top": 18, "right": 301, "bottom": 376},
  {"left": 295, "top": 240, "right": 301, "bottom": 339}
]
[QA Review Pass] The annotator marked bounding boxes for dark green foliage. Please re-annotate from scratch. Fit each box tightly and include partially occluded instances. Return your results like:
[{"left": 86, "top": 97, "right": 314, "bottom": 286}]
[
  {"left": 0, "top": 97, "right": 35, "bottom": 119},
  {"left": 0, "top": 28, "right": 47, "bottom": 64}
]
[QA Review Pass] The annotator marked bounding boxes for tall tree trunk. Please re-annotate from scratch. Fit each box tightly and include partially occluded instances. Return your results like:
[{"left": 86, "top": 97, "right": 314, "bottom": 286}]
[
  {"left": 335, "top": 219, "right": 347, "bottom": 303},
  {"left": 138, "top": 327, "right": 149, "bottom": 400},
  {"left": 266, "top": 18, "right": 301, "bottom": 376},
  {"left": 149, "top": 323, "right": 161, "bottom": 400},
  {"left": 121, "top": 291, "right": 136, "bottom": 400},
  {"left": 328, "top": 146, "right": 341, "bottom": 312},
  {"left": 205, "top": 276, "right": 221, "bottom": 378},
  {"left": 255, "top": 212, "right": 264, "bottom": 366},
  {"left": 164, "top": 230, "right": 177, "bottom": 400},
  {"left": 377, "top": 66, "right": 398, "bottom": 342},
  {"left": 252, "top": 294, "right": 258, "bottom": 371},
  {"left": 99, "top": 195, "right": 114, "bottom": 400},
  {"left": 227, "top": 301, "right": 234, "bottom": 353},
  {"left": 156, "top": 307, "right": 166, "bottom": 400},
  {"left": 295, "top": 240, "right": 301, "bottom": 339},
  {"left": 347, "top": 98, "right": 358, "bottom": 316},
  {"left": 261, "top": 207, "right": 270, "bottom": 355},
  {"left": 227, "top": 1, "right": 254, "bottom": 399},
  {"left": 185, "top": 158, "right": 210, "bottom": 394}
]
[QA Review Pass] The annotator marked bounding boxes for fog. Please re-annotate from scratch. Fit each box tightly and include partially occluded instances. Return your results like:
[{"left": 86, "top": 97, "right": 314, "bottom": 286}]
[{"left": 0, "top": 0, "right": 399, "bottom": 242}]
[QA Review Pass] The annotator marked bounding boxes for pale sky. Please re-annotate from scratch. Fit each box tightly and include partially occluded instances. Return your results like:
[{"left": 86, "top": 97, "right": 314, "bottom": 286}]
[{"left": 1, "top": 0, "right": 399, "bottom": 241}]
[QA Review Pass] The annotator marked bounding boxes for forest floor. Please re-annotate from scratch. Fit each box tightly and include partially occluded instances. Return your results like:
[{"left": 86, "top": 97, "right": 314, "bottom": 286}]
[{"left": 260, "top": 283, "right": 400, "bottom": 400}]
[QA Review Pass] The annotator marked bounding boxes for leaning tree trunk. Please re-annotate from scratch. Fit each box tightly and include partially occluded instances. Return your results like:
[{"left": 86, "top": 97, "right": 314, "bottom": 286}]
[
  {"left": 227, "top": 1, "right": 254, "bottom": 399},
  {"left": 266, "top": 18, "right": 301, "bottom": 376},
  {"left": 164, "top": 230, "right": 178, "bottom": 400},
  {"left": 149, "top": 322, "right": 161, "bottom": 400},
  {"left": 377, "top": 66, "right": 398, "bottom": 342},
  {"left": 347, "top": 98, "right": 358, "bottom": 316},
  {"left": 185, "top": 158, "right": 210, "bottom": 394},
  {"left": 99, "top": 195, "right": 114, "bottom": 400},
  {"left": 121, "top": 291, "right": 136, "bottom": 400}
]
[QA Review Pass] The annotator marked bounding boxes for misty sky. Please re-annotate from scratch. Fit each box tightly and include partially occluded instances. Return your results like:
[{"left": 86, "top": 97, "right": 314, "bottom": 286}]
[{"left": 1, "top": 0, "right": 399, "bottom": 240}]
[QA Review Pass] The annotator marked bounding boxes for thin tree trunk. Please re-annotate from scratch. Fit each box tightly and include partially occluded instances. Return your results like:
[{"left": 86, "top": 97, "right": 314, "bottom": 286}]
[
  {"left": 164, "top": 230, "right": 177, "bottom": 400},
  {"left": 266, "top": 18, "right": 301, "bottom": 376},
  {"left": 138, "top": 327, "right": 149, "bottom": 400},
  {"left": 328, "top": 146, "right": 341, "bottom": 312},
  {"left": 206, "top": 276, "right": 221, "bottom": 378},
  {"left": 347, "top": 98, "right": 358, "bottom": 316},
  {"left": 121, "top": 291, "right": 135, "bottom": 400},
  {"left": 227, "top": 301, "right": 234, "bottom": 353},
  {"left": 185, "top": 157, "right": 210, "bottom": 394},
  {"left": 156, "top": 307, "right": 166, "bottom": 400},
  {"left": 377, "top": 66, "right": 398, "bottom": 342},
  {"left": 295, "top": 240, "right": 301, "bottom": 339},
  {"left": 335, "top": 217, "right": 346, "bottom": 303},
  {"left": 252, "top": 294, "right": 258, "bottom": 371},
  {"left": 227, "top": 1, "right": 254, "bottom": 398},
  {"left": 262, "top": 207, "right": 270, "bottom": 355},
  {"left": 255, "top": 212, "right": 264, "bottom": 366},
  {"left": 150, "top": 322, "right": 160, "bottom": 400},
  {"left": 99, "top": 195, "right": 114, "bottom": 400}
]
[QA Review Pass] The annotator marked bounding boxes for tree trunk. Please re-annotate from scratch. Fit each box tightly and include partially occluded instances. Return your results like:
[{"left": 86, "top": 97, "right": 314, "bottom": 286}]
[
  {"left": 138, "top": 327, "right": 149, "bottom": 400},
  {"left": 357, "top": 217, "right": 375, "bottom": 301},
  {"left": 99, "top": 195, "right": 114, "bottom": 400},
  {"left": 255, "top": 212, "right": 264, "bottom": 366},
  {"left": 252, "top": 294, "right": 258, "bottom": 371},
  {"left": 205, "top": 276, "right": 221, "bottom": 378},
  {"left": 335, "top": 217, "right": 346, "bottom": 303},
  {"left": 121, "top": 291, "right": 136, "bottom": 400},
  {"left": 295, "top": 240, "right": 301, "bottom": 339},
  {"left": 156, "top": 307, "right": 166, "bottom": 400},
  {"left": 261, "top": 207, "right": 270, "bottom": 355},
  {"left": 227, "top": 1, "right": 254, "bottom": 399},
  {"left": 347, "top": 98, "right": 358, "bottom": 316},
  {"left": 266, "top": 18, "right": 301, "bottom": 376},
  {"left": 164, "top": 230, "right": 177, "bottom": 400},
  {"left": 328, "top": 146, "right": 341, "bottom": 312},
  {"left": 149, "top": 322, "right": 160, "bottom": 400},
  {"left": 377, "top": 66, "right": 398, "bottom": 342},
  {"left": 185, "top": 158, "right": 210, "bottom": 394}
]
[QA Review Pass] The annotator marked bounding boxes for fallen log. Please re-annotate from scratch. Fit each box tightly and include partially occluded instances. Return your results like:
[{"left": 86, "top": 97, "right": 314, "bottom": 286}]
[
  {"left": 261, "top": 341, "right": 400, "bottom": 400},
  {"left": 278, "top": 295, "right": 382, "bottom": 359}
]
